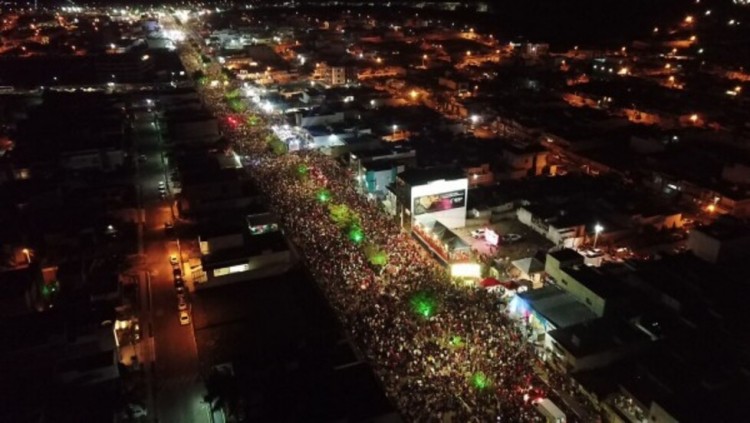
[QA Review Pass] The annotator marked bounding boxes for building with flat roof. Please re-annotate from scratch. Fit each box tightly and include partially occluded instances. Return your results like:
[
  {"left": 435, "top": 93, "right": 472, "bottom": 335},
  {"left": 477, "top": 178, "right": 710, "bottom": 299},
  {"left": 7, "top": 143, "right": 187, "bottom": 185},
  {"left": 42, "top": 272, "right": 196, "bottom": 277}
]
[
  {"left": 351, "top": 145, "right": 416, "bottom": 198},
  {"left": 687, "top": 218, "right": 750, "bottom": 264},
  {"left": 548, "top": 318, "right": 651, "bottom": 372},
  {"left": 545, "top": 250, "right": 622, "bottom": 317},
  {"left": 197, "top": 211, "right": 295, "bottom": 288},
  {"left": 508, "top": 285, "right": 598, "bottom": 343}
]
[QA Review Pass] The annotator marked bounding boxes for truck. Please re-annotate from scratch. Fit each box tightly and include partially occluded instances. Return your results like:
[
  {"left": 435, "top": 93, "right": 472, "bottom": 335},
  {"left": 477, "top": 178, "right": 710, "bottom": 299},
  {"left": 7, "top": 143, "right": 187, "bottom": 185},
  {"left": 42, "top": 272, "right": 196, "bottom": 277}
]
[{"left": 535, "top": 398, "right": 566, "bottom": 423}]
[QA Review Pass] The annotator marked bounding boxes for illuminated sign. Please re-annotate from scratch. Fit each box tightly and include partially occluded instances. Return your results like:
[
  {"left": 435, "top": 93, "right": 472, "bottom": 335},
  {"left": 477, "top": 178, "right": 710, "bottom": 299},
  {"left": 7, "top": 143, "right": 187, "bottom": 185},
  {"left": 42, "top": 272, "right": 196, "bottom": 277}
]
[
  {"left": 213, "top": 263, "right": 250, "bottom": 277},
  {"left": 485, "top": 229, "right": 499, "bottom": 246},
  {"left": 413, "top": 189, "right": 466, "bottom": 216},
  {"left": 451, "top": 263, "right": 481, "bottom": 278}
]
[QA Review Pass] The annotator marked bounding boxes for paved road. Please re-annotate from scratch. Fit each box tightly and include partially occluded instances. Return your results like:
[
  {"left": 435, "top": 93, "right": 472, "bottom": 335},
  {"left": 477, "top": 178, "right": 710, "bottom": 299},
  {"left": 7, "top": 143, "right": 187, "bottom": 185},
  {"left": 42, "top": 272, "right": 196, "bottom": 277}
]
[{"left": 132, "top": 110, "right": 209, "bottom": 423}]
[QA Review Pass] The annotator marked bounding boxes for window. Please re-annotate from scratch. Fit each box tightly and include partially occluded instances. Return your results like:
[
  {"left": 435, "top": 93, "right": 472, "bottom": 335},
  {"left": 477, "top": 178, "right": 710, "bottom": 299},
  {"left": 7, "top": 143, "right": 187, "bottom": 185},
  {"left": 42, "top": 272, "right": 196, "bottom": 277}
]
[
  {"left": 213, "top": 263, "right": 250, "bottom": 278},
  {"left": 229, "top": 264, "right": 250, "bottom": 274}
]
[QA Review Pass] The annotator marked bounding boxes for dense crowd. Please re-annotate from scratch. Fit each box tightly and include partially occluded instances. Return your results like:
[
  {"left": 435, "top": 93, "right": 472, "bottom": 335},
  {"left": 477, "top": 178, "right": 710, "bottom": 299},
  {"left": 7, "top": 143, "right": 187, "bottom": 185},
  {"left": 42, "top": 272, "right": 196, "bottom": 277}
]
[{"left": 182, "top": 50, "right": 550, "bottom": 422}]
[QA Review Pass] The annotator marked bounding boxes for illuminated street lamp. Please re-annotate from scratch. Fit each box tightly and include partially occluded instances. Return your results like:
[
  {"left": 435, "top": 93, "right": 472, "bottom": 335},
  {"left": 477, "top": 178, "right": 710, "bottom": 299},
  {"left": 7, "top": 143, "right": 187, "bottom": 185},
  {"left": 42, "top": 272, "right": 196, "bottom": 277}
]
[
  {"left": 409, "top": 90, "right": 418, "bottom": 100},
  {"left": 392, "top": 124, "right": 398, "bottom": 139},
  {"left": 22, "top": 248, "right": 31, "bottom": 264},
  {"left": 593, "top": 224, "right": 604, "bottom": 249}
]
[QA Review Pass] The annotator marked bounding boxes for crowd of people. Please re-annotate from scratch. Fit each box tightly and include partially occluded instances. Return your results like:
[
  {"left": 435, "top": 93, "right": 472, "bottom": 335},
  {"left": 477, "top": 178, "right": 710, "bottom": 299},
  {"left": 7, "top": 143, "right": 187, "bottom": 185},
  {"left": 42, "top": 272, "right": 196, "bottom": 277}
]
[{"left": 180, "top": 47, "right": 556, "bottom": 422}]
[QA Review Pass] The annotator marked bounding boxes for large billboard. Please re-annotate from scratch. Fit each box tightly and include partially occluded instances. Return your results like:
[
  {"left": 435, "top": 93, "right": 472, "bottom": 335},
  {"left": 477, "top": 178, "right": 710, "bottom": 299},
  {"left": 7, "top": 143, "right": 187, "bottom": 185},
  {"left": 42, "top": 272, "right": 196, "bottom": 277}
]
[
  {"left": 413, "top": 189, "right": 466, "bottom": 215},
  {"left": 410, "top": 177, "right": 468, "bottom": 229}
]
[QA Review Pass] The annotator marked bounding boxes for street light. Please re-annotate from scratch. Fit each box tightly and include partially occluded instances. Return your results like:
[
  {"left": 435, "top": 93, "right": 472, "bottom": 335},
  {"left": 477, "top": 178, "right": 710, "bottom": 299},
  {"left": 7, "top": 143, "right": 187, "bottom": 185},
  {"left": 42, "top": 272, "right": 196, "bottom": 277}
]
[
  {"left": 392, "top": 124, "right": 398, "bottom": 140},
  {"left": 593, "top": 224, "right": 604, "bottom": 249},
  {"left": 22, "top": 248, "right": 31, "bottom": 264}
]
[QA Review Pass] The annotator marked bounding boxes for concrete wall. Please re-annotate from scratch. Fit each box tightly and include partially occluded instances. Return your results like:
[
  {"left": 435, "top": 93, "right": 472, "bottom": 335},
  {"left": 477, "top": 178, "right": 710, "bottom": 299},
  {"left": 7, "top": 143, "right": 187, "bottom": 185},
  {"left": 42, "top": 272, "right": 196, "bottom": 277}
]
[{"left": 687, "top": 230, "right": 721, "bottom": 263}]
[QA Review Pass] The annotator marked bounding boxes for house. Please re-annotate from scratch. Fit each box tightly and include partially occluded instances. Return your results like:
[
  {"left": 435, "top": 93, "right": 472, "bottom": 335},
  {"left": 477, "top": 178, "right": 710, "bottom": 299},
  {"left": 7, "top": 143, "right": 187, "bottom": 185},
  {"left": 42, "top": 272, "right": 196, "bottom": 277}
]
[
  {"left": 197, "top": 212, "right": 295, "bottom": 288},
  {"left": 545, "top": 250, "right": 618, "bottom": 317},
  {"left": 687, "top": 218, "right": 750, "bottom": 264},
  {"left": 508, "top": 285, "right": 598, "bottom": 344},
  {"left": 517, "top": 205, "right": 587, "bottom": 248},
  {"left": 499, "top": 143, "right": 549, "bottom": 179},
  {"left": 547, "top": 318, "right": 650, "bottom": 372}
]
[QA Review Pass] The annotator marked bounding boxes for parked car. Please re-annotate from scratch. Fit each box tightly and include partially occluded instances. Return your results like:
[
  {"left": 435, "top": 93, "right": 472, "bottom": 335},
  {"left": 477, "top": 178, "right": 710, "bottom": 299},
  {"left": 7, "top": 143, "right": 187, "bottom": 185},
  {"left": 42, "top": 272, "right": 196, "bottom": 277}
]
[
  {"left": 502, "top": 233, "right": 522, "bottom": 243},
  {"left": 177, "top": 298, "right": 188, "bottom": 311},
  {"left": 179, "top": 310, "right": 190, "bottom": 326},
  {"left": 122, "top": 404, "right": 147, "bottom": 419},
  {"left": 173, "top": 268, "right": 182, "bottom": 278},
  {"left": 169, "top": 254, "right": 178, "bottom": 265}
]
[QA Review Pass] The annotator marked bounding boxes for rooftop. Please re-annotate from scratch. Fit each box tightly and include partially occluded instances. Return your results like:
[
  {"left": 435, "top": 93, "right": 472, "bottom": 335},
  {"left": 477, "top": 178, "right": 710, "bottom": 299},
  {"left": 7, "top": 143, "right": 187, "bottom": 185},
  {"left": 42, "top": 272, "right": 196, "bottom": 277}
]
[
  {"left": 563, "top": 264, "right": 620, "bottom": 300},
  {"left": 397, "top": 167, "right": 466, "bottom": 186},
  {"left": 548, "top": 317, "right": 649, "bottom": 358},
  {"left": 516, "top": 284, "right": 598, "bottom": 329}
]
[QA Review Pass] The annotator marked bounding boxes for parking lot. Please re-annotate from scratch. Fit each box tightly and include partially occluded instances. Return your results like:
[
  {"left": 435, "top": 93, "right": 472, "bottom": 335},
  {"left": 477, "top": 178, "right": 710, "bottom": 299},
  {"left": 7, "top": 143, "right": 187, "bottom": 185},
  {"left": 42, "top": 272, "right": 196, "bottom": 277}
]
[{"left": 454, "top": 215, "right": 554, "bottom": 262}]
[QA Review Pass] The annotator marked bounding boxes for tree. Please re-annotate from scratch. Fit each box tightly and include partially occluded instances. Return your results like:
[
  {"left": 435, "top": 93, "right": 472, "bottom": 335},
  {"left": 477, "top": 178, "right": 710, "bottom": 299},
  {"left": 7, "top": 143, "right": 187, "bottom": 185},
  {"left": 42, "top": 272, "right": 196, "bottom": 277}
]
[
  {"left": 227, "top": 98, "right": 247, "bottom": 113},
  {"left": 328, "top": 203, "right": 360, "bottom": 230},
  {"left": 246, "top": 114, "right": 260, "bottom": 126},
  {"left": 269, "top": 138, "right": 287, "bottom": 156},
  {"left": 364, "top": 243, "right": 388, "bottom": 266}
]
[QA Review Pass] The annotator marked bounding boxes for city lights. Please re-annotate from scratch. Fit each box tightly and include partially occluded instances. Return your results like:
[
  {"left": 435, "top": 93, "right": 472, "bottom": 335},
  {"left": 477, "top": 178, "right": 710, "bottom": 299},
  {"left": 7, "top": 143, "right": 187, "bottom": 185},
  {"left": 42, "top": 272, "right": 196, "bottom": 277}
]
[
  {"left": 471, "top": 372, "right": 491, "bottom": 390},
  {"left": 6, "top": 3, "right": 748, "bottom": 421},
  {"left": 317, "top": 188, "right": 331, "bottom": 203},
  {"left": 409, "top": 291, "right": 437, "bottom": 318},
  {"left": 348, "top": 225, "right": 365, "bottom": 244},
  {"left": 593, "top": 223, "right": 604, "bottom": 248}
]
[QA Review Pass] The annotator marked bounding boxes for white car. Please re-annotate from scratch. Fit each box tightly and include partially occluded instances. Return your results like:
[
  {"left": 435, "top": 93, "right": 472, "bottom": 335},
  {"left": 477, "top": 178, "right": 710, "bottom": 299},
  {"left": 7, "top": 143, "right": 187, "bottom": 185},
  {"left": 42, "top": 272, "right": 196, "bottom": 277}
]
[
  {"left": 178, "top": 298, "right": 188, "bottom": 311},
  {"left": 125, "top": 404, "right": 147, "bottom": 418},
  {"left": 179, "top": 310, "right": 190, "bottom": 326},
  {"left": 502, "top": 233, "right": 522, "bottom": 243},
  {"left": 471, "top": 228, "right": 487, "bottom": 239}
]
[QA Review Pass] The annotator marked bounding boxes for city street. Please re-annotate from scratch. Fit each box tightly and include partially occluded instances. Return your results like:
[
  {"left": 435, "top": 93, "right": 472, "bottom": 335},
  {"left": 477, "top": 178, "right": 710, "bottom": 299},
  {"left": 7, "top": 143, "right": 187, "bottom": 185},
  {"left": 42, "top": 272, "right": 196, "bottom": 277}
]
[{"left": 131, "top": 109, "right": 209, "bottom": 423}]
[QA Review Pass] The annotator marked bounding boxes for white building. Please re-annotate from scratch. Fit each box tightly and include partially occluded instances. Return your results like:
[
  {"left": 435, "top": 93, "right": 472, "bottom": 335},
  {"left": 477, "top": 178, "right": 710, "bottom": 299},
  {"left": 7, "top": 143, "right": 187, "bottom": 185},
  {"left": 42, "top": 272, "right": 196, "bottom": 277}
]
[{"left": 387, "top": 168, "right": 468, "bottom": 229}]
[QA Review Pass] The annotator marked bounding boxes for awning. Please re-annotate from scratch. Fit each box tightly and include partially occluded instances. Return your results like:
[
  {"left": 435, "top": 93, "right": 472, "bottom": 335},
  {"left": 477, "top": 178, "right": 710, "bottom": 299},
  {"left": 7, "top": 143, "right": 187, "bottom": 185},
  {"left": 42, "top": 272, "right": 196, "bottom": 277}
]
[{"left": 480, "top": 277, "right": 501, "bottom": 287}]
